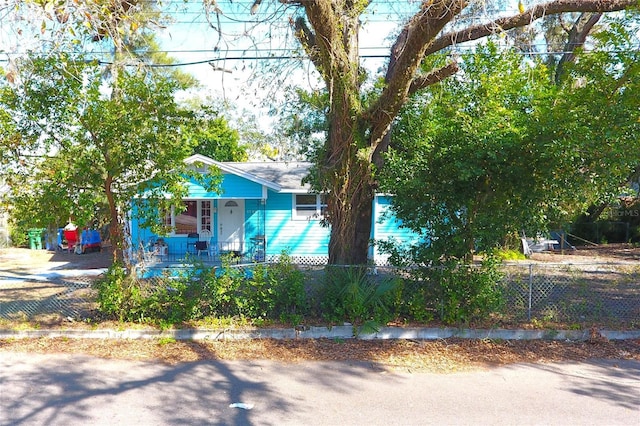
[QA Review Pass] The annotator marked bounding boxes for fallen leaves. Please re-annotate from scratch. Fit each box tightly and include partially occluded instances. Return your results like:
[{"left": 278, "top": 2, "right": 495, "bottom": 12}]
[{"left": 1, "top": 337, "right": 638, "bottom": 373}]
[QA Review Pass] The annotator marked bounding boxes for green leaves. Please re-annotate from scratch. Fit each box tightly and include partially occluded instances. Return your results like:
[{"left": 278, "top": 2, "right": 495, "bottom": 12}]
[
  {"left": 186, "top": 106, "right": 247, "bottom": 161},
  {"left": 0, "top": 53, "right": 220, "bottom": 258},
  {"left": 381, "top": 30, "right": 640, "bottom": 263}
]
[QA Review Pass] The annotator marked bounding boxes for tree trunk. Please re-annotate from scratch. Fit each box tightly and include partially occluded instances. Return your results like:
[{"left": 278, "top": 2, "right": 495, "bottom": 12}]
[
  {"left": 298, "top": 2, "right": 376, "bottom": 265},
  {"left": 326, "top": 160, "right": 375, "bottom": 265},
  {"left": 323, "top": 88, "right": 375, "bottom": 265},
  {"left": 105, "top": 175, "right": 125, "bottom": 265}
]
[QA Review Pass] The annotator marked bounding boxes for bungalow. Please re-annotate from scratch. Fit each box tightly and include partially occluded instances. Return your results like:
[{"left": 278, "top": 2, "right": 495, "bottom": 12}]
[{"left": 130, "top": 154, "right": 417, "bottom": 265}]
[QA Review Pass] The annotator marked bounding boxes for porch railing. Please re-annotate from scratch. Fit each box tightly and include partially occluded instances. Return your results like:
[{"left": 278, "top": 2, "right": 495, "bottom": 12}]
[{"left": 139, "top": 238, "right": 266, "bottom": 265}]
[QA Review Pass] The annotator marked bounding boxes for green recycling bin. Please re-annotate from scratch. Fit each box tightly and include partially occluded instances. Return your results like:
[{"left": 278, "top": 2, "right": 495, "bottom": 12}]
[{"left": 28, "top": 228, "right": 44, "bottom": 250}]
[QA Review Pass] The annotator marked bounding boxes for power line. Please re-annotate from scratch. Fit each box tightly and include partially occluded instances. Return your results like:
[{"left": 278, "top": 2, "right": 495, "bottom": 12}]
[
  {"left": 3, "top": 42, "right": 637, "bottom": 58},
  {"left": 90, "top": 48, "right": 638, "bottom": 68},
  {"left": 2, "top": 47, "right": 637, "bottom": 67},
  {"left": 95, "top": 54, "right": 392, "bottom": 67}
]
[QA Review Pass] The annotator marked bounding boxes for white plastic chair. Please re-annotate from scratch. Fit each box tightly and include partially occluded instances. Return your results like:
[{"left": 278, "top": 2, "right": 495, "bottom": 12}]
[{"left": 196, "top": 230, "right": 213, "bottom": 257}]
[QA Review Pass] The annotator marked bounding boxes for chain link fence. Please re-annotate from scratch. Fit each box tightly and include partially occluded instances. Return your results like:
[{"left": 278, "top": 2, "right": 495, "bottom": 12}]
[
  {"left": 1, "top": 262, "right": 638, "bottom": 326},
  {"left": 501, "top": 263, "right": 640, "bottom": 326},
  {"left": 0, "top": 276, "right": 98, "bottom": 323}
]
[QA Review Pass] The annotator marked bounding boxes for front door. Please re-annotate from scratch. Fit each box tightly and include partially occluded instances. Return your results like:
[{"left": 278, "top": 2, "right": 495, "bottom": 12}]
[{"left": 218, "top": 199, "right": 244, "bottom": 252}]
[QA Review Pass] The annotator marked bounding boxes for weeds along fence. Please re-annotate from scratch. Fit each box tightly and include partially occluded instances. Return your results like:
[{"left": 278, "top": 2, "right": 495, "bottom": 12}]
[
  {"left": 500, "top": 262, "right": 640, "bottom": 326},
  {"left": 1, "top": 262, "right": 638, "bottom": 326}
]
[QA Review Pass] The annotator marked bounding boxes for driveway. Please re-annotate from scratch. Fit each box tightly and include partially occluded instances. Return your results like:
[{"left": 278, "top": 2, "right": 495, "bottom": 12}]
[{"left": 1, "top": 353, "right": 638, "bottom": 425}]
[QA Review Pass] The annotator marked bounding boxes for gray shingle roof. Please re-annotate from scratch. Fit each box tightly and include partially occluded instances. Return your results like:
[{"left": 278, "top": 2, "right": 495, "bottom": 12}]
[{"left": 225, "top": 162, "right": 312, "bottom": 192}]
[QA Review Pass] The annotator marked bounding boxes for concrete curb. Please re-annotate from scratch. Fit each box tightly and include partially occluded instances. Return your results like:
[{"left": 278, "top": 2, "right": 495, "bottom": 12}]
[{"left": 1, "top": 326, "right": 639, "bottom": 341}]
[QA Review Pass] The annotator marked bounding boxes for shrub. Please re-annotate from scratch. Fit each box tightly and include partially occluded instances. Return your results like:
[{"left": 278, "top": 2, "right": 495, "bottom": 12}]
[
  {"left": 95, "top": 252, "right": 309, "bottom": 326},
  {"left": 202, "top": 255, "right": 246, "bottom": 317},
  {"left": 407, "top": 256, "right": 505, "bottom": 325},
  {"left": 144, "top": 269, "right": 210, "bottom": 324},
  {"left": 267, "top": 252, "right": 307, "bottom": 324},
  {"left": 495, "top": 249, "right": 526, "bottom": 261},
  {"left": 319, "top": 265, "right": 399, "bottom": 331},
  {"left": 94, "top": 263, "right": 148, "bottom": 322},
  {"left": 240, "top": 252, "right": 307, "bottom": 324},
  {"left": 393, "top": 278, "right": 434, "bottom": 323}
]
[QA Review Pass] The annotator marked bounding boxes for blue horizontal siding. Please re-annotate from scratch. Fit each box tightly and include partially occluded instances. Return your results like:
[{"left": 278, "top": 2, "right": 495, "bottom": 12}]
[
  {"left": 219, "top": 174, "right": 263, "bottom": 198},
  {"left": 372, "top": 195, "right": 421, "bottom": 259},
  {"left": 184, "top": 174, "right": 263, "bottom": 199},
  {"left": 129, "top": 203, "right": 145, "bottom": 248},
  {"left": 264, "top": 191, "right": 329, "bottom": 257}
]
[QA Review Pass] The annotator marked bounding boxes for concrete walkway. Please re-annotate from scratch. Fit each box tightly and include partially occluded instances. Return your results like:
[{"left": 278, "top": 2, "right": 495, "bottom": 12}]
[{"left": 2, "top": 325, "right": 640, "bottom": 341}]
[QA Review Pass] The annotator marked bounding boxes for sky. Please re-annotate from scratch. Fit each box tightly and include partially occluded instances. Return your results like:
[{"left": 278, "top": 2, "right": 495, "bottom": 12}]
[
  {"left": 151, "top": 1, "right": 402, "bottom": 120},
  {"left": 0, "top": 1, "right": 413, "bottom": 139},
  {"left": 0, "top": 0, "right": 528, "bottom": 131}
]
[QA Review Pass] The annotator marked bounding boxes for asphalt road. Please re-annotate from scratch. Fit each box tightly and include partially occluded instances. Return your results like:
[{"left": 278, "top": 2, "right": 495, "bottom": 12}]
[{"left": 1, "top": 353, "right": 638, "bottom": 425}]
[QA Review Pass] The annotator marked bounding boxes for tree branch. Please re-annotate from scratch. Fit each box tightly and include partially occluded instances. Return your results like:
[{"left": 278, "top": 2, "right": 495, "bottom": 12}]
[
  {"left": 426, "top": 0, "right": 638, "bottom": 56},
  {"left": 555, "top": 12, "right": 602, "bottom": 83},
  {"left": 293, "top": 17, "right": 324, "bottom": 73},
  {"left": 369, "top": 0, "right": 466, "bottom": 153},
  {"left": 408, "top": 61, "right": 460, "bottom": 95}
]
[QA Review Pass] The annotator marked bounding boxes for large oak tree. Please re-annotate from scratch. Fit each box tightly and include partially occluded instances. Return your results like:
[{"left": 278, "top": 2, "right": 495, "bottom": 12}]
[{"left": 269, "top": 0, "right": 639, "bottom": 264}]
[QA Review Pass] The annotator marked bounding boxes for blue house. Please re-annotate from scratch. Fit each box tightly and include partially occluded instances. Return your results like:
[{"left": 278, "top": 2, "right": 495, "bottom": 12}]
[{"left": 130, "top": 154, "right": 418, "bottom": 265}]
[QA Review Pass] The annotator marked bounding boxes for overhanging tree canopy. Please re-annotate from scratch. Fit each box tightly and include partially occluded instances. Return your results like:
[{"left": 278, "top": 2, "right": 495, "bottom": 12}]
[
  {"left": 0, "top": 54, "right": 213, "bottom": 263},
  {"left": 273, "top": 0, "right": 640, "bottom": 264}
]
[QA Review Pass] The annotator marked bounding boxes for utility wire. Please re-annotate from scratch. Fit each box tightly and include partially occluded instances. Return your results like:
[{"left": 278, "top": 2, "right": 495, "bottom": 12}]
[
  {"left": 1, "top": 48, "right": 637, "bottom": 66},
  {"left": 57, "top": 47, "right": 640, "bottom": 68}
]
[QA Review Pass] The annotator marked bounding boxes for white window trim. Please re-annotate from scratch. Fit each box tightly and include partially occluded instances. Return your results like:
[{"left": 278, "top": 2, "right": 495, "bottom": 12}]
[
  {"left": 164, "top": 200, "right": 209, "bottom": 236},
  {"left": 292, "top": 194, "right": 326, "bottom": 221},
  {"left": 200, "top": 200, "right": 212, "bottom": 233}
]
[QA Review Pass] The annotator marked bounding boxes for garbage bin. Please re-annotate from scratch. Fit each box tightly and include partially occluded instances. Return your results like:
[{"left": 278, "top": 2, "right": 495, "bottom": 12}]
[{"left": 27, "top": 228, "right": 44, "bottom": 250}]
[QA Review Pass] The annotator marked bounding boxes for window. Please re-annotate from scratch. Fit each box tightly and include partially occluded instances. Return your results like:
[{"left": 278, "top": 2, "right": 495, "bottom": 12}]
[
  {"left": 163, "top": 201, "right": 199, "bottom": 235},
  {"left": 175, "top": 201, "right": 198, "bottom": 234},
  {"left": 161, "top": 200, "right": 218, "bottom": 234},
  {"left": 201, "top": 200, "right": 211, "bottom": 232},
  {"left": 162, "top": 209, "right": 172, "bottom": 228},
  {"left": 294, "top": 194, "right": 326, "bottom": 220}
]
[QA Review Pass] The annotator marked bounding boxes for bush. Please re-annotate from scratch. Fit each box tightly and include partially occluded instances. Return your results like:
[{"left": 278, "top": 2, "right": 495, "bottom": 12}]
[
  {"left": 93, "top": 255, "right": 505, "bottom": 327},
  {"left": 241, "top": 253, "right": 307, "bottom": 324},
  {"left": 94, "top": 263, "right": 148, "bottom": 322},
  {"left": 94, "top": 253, "right": 308, "bottom": 326},
  {"left": 202, "top": 255, "right": 246, "bottom": 318},
  {"left": 406, "top": 256, "right": 505, "bottom": 325},
  {"left": 393, "top": 278, "right": 434, "bottom": 323},
  {"left": 319, "top": 265, "right": 399, "bottom": 332},
  {"left": 144, "top": 268, "right": 212, "bottom": 324},
  {"left": 495, "top": 249, "right": 526, "bottom": 261}
]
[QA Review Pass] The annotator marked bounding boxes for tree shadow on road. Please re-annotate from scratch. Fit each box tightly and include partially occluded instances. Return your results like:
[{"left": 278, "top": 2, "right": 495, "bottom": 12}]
[
  {"left": 0, "top": 340, "right": 400, "bottom": 425},
  {"left": 510, "top": 359, "right": 640, "bottom": 411}
]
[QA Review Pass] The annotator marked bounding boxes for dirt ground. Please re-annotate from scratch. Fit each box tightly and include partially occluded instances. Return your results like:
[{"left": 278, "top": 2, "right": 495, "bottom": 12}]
[
  {"left": 0, "top": 247, "right": 113, "bottom": 272},
  {"left": 0, "top": 336, "right": 638, "bottom": 372},
  {"left": 527, "top": 243, "right": 640, "bottom": 263},
  {"left": 1, "top": 245, "right": 639, "bottom": 371},
  {"left": 1, "top": 243, "right": 640, "bottom": 272}
]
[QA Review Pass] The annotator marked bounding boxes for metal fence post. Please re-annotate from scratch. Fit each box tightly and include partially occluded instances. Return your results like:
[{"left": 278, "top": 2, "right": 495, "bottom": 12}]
[{"left": 528, "top": 263, "right": 533, "bottom": 321}]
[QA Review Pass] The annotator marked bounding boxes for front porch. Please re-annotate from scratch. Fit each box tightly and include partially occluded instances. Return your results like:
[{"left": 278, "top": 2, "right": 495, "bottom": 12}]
[
  {"left": 132, "top": 194, "right": 267, "bottom": 268},
  {"left": 137, "top": 236, "right": 266, "bottom": 269},
  {"left": 129, "top": 157, "right": 336, "bottom": 267}
]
